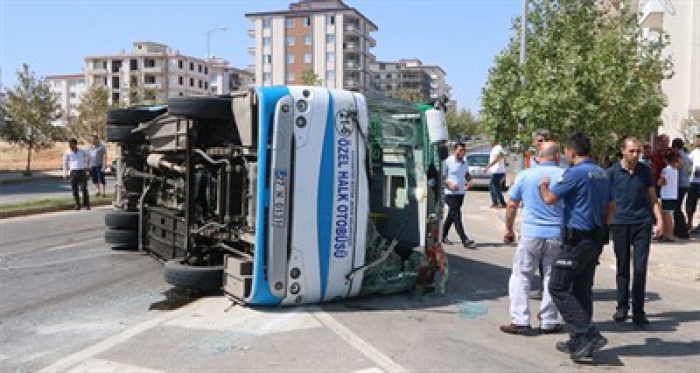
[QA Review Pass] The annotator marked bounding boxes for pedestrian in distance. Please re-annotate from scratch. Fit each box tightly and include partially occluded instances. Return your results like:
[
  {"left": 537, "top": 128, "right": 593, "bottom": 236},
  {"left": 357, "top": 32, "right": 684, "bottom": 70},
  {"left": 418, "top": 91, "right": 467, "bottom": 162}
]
[
  {"left": 687, "top": 134, "right": 700, "bottom": 233},
  {"left": 87, "top": 134, "right": 107, "bottom": 197},
  {"left": 539, "top": 133, "right": 615, "bottom": 363},
  {"left": 528, "top": 128, "right": 551, "bottom": 301},
  {"left": 651, "top": 134, "right": 670, "bottom": 196},
  {"left": 672, "top": 138, "right": 691, "bottom": 239},
  {"left": 500, "top": 141, "right": 564, "bottom": 335},
  {"left": 658, "top": 152, "right": 681, "bottom": 242},
  {"left": 441, "top": 142, "right": 476, "bottom": 249},
  {"left": 63, "top": 138, "right": 90, "bottom": 210},
  {"left": 484, "top": 138, "right": 508, "bottom": 209},
  {"left": 607, "top": 137, "right": 664, "bottom": 326}
]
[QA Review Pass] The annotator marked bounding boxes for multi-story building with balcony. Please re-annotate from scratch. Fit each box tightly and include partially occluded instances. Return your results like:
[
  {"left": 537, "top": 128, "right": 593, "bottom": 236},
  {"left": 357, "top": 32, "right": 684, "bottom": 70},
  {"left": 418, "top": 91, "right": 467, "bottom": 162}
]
[
  {"left": 208, "top": 57, "right": 255, "bottom": 95},
  {"left": 245, "top": 0, "right": 378, "bottom": 93},
  {"left": 370, "top": 59, "right": 451, "bottom": 103},
  {"left": 46, "top": 74, "right": 86, "bottom": 126}
]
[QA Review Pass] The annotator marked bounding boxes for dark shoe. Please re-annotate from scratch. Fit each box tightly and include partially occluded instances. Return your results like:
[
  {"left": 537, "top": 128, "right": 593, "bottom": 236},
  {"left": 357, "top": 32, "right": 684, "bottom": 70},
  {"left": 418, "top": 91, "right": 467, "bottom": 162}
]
[
  {"left": 84, "top": 204, "right": 91, "bottom": 210},
  {"left": 75, "top": 205, "right": 81, "bottom": 210},
  {"left": 539, "top": 324, "right": 564, "bottom": 334},
  {"left": 529, "top": 289, "right": 543, "bottom": 300},
  {"left": 499, "top": 323, "right": 531, "bottom": 335},
  {"left": 613, "top": 309, "right": 628, "bottom": 322},
  {"left": 441, "top": 238, "right": 453, "bottom": 245},
  {"left": 570, "top": 333, "right": 608, "bottom": 362},
  {"left": 556, "top": 337, "right": 580, "bottom": 354},
  {"left": 462, "top": 239, "right": 476, "bottom": 249},
  {"left": 632, "top": 314, "right": 650, "bottom": 325}
]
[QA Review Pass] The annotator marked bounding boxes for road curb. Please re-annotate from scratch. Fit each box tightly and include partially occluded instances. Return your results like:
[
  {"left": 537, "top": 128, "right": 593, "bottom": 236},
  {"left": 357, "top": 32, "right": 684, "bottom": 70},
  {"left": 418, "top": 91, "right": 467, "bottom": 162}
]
[
  {"left": 0, "top": 199, "right": 113, "bottom": 220},
  {"left": 0, "top": 175, "right": 62, "bottom": 186}
]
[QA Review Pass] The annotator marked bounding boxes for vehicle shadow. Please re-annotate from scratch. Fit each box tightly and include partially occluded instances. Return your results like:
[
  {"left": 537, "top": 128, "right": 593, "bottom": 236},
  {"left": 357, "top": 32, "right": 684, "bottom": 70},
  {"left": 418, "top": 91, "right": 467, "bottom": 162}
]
[
  {"left": 148, "top": 287, "right": 203, "bottom": 311},
  {"left": 320, "top": 252, "right": 511, "bottom": 314}
]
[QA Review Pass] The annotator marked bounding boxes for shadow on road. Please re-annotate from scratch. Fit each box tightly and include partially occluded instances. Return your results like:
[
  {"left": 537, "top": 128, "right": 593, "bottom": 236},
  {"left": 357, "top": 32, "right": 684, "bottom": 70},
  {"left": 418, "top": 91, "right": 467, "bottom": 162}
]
[
  {"left": 594, "top": 337, "right": 700, "bottom": 366},
  {"left": 149, "top": 288, "right": 203, "bottom": 311}
]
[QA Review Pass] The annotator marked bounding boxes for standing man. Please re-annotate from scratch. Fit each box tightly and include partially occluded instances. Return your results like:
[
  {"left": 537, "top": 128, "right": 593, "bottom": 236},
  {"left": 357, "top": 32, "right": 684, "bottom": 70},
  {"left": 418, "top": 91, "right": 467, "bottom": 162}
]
[
  {"left": 539, "top": 133, "right": 615, "bottom": 362},
  {"left": 530, "top": 128, "right": 551, "bottom": 166},
  {"left": 63, "top": 138, "right": 90, "bottom": 210},
  {"left": 500, "top": 142, "right": 564, "bottom": 335},
  {"left": 608, "top": 138, "right": 663, "bottom": 325},
  {"left": 442, "top": 142, "right": 476, "bottom": 249},
  {"left": 687, "top": 134, "right": 700, "bottom": 233},
  {"left": 87, "top": 134, "right": 107, "bottom": 197},
  {"left": 485, "top": 139, "right": 507, "bottom": 208}
]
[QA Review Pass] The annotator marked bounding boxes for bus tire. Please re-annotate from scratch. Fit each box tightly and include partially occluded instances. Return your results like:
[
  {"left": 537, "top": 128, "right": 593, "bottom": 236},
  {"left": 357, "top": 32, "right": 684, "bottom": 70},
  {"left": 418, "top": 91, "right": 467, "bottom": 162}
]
[
  {"left": 167, "top": 97, "right": 233, "bottom": 121},
  {"left": 105, "top": 211, "right": 139, "bottom": 230},
  {"left": 104, "top": 228, "right": 139, "bottom": 248},
  {"left": 164, "top": 260, "right": 223, "bottom": 292},
  {"left": 107, "top": 107, "right": 167, "bottom": 125}
]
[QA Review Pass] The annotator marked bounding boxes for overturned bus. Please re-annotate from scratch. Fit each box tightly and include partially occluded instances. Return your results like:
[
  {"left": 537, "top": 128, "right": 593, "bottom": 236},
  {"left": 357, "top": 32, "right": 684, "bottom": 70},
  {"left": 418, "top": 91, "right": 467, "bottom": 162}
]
[{"left": 103, "top": 87, "right": 450, "bottom": 306}]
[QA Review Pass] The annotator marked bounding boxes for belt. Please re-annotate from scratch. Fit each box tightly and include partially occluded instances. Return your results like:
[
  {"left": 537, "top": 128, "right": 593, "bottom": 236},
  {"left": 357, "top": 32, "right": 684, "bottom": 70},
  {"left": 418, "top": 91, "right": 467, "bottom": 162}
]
[{"left": 561, "top": 227, "right": 601, "bottom": 243}]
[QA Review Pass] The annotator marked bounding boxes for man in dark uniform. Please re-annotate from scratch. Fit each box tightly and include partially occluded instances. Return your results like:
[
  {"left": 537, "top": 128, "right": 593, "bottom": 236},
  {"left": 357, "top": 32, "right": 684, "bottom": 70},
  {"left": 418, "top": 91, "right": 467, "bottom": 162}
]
[{"left": 539, "top": 133, "right": 615, "bottom": 362}]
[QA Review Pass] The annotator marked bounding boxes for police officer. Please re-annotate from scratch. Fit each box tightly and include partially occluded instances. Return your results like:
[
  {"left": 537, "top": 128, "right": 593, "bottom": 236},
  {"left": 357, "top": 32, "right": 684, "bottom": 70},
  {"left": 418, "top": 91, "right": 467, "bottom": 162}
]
[{"left": 539, "top": 133, "right": 615, "bottom": 362}]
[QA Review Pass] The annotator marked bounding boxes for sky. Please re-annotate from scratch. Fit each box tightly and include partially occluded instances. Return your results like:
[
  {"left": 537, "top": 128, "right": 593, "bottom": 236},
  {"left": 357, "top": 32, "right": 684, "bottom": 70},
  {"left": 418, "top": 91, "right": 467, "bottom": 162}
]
[{"left": 0, "top": 0, "right": 522, "bottom": 112}]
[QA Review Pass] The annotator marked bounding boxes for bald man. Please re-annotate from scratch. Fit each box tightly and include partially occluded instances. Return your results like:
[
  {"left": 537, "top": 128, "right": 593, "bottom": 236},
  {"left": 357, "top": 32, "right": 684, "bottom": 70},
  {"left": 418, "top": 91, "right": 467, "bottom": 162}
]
[{"left": 500, "top": 141, "right": 565, "bottom": 335}]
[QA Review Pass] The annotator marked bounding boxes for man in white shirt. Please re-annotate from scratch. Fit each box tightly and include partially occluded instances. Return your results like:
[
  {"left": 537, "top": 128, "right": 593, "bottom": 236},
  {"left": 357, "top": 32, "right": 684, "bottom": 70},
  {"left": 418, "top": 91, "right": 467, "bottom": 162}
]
[
  {"left": 687, "top": 134, "right": 700, "bottom": 232},
  {"left": 484, "top": 139, "right": 508, "bottom": 208},
  {"left": 63, "top": 138, "right": 90, "bottom": 210},
  {"left": 442, "top": 143, "right": 476, "bottom": 248}
]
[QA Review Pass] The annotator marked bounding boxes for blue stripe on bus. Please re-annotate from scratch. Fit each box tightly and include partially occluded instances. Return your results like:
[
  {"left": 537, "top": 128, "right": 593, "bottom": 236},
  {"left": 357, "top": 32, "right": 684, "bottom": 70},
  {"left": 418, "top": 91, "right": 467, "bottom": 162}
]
[
  {"left": 317, "top": 92, "right": 334, "bottom": 300},
  {"left": 248, "top": 86, "right": 289, "bottom": 306}
]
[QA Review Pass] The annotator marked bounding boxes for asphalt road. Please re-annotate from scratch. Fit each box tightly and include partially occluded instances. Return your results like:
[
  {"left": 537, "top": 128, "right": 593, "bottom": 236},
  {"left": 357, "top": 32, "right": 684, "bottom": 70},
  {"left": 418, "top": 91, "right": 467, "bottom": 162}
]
[
  {"left": 1, "top": 192, "right": 699, "bottom": 372},
  {"left": 0, "top": 177, "right": 115, "bottom": 206}
]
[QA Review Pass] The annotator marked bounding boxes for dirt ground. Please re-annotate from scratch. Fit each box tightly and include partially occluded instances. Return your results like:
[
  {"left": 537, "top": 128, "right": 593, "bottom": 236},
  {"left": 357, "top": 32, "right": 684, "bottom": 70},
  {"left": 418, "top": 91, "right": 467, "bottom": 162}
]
[{"left": 0, "top": 141, "right": 116, "bottom": 171}]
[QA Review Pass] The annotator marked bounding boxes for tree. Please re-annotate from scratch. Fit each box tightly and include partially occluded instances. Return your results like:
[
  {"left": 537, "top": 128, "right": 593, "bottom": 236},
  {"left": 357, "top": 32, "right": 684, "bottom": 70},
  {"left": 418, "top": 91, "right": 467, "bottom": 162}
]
[
  {"left": 301, "top": 69, "right": 323, "bottom": 86},
  {"left": 481, "top": 0, "right": 672, "bottom": 157},
  {"left": 0, "top": 64, "right": 60, "bottom": 175},
  {"left": 65, "top": 84, "right": 111, "bottom": 140},
  {"left": 446, "top": 108, "right": 484, "bottom": 139}
]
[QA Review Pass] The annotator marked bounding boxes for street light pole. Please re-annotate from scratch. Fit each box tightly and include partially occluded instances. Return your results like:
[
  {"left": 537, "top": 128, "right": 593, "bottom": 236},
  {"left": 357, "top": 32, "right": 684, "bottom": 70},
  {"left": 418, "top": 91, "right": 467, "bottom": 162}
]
[
  {"left": 520, "top": 0, "right": 528, "bottom": 65},
  {"left": 206, "top": 27, "right": 227, "bottom": 60}
]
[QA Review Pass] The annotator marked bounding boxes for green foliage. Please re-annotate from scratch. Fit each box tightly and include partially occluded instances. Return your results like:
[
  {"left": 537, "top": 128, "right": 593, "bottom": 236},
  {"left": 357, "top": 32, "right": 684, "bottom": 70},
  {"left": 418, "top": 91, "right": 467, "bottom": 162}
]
[
  {"left": 481, "top": 0, "right": 672, "bottom": 157},
  {"left": 0, "top": 64, "right": 60, "bottom": 174},
  {"left": 446, "top": 108, "right": 484, "bottom": 139},
  {"left": 301, "top": 69, "right": 323, "bottom": 86},
  {"left": 65, "top": 84, "right": 111, "bottom": 140}
]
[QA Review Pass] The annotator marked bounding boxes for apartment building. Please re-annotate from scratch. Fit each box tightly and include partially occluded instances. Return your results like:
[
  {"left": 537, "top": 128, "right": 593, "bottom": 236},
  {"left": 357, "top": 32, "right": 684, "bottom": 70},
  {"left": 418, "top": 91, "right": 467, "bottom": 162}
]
[
  {"left": 370, "top": 59, "right": 451, "bottom": 103},
  {"left": 246, "top": 0, "right": 378, "bottom": 93},
  {"left": 84, "top": 41, "right": 252, "bottom": 106},
  {"left": 636, "top": 0, "right": 700, "bottom": 138},
  {"left": 46, "top": 74, "right": 86, "bottom": 125}
]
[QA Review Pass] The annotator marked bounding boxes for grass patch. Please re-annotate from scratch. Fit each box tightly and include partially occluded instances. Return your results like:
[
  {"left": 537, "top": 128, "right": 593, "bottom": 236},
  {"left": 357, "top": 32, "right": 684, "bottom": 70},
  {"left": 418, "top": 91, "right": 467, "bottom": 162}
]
[{"left": 0, "top": 196, "right": 113, "bottom": 213}]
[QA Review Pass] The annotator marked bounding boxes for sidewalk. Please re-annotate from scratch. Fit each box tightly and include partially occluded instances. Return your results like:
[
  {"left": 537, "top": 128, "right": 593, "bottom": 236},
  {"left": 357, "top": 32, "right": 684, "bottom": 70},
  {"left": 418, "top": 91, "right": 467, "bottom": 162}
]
[
  {"left": 492, "top": 208, "right": 700, "bottom": 285},
  {"left": 0, "top": 169, "right": 63, "bottom": 186}
]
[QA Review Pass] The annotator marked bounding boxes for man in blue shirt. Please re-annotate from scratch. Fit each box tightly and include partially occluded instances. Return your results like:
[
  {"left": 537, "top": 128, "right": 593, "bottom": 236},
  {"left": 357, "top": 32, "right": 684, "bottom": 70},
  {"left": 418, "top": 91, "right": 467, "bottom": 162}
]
[
  {"left": 539, "top": 133, "right": 615, "bottom": 362},
  {"left": 500, "top": 142, "right": 564, "bottom": 335},
  {"left": 608, "top": 137, "right": 663, "bottom": 325}
]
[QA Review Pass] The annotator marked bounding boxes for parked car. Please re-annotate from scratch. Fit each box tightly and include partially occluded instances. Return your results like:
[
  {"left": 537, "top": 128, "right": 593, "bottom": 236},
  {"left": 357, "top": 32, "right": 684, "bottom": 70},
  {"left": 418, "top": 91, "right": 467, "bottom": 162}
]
[{"left": 466, "top": 152, "right": 510, "bottom": 190}]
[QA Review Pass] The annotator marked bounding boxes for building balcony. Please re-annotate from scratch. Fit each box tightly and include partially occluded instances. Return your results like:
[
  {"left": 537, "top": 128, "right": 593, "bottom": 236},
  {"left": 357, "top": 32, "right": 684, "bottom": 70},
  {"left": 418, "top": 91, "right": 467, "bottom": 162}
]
[
  {"left": 247, "top": 28, "right": 255, "bottom": 38},
  {"left": 344, "top": 79, "right": 360, "bottom": 89},
  {"left": 344, "top": 22, "right": 361, "bottom": 36},
  {"left": 639, "top": 0, "right": 666, "bottom": 31},
  {"left": 247, "top": 46, "right": 256, "bottom": 56},
  {"left": 344, "top": 61, "right": 361, "bottom": 70}
]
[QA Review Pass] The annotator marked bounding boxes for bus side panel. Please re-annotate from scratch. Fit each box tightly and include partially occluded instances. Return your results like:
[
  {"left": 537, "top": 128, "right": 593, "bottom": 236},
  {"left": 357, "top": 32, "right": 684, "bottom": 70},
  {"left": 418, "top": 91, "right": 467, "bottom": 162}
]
[
  {"left": 247, "top": 86, "right": 289, "bottom": 306},
  {"left": 348, "top": 92, "right": 369, "bottom": 298}
]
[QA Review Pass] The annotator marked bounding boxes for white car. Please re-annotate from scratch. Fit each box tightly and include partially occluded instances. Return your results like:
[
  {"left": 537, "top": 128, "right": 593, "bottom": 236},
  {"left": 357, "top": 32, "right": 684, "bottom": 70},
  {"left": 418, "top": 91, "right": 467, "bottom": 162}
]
[{"left": 466, "top": 152, "right": 491, "bottom": 189}]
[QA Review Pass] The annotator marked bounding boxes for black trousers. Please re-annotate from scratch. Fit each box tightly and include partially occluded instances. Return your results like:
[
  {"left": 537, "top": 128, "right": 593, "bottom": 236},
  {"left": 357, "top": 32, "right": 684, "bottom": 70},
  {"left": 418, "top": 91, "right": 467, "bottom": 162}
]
[
  {"left": 687, "top": 183, "right": 700, "bottom": 229},
  {"left": 674, "top": 187, "right": 689, "bottom": 237},
  {"left": 611, "top": 223, "right": 651, "bottom": 314},
  {"left": 70, "top": 170, "right": 89, "bottom": 207},
  {"left": 549, "top": 230, "right": 603, "bottom": 337},
  {"left": 442, "top": 194, "right": 468, "bottom": 242}
]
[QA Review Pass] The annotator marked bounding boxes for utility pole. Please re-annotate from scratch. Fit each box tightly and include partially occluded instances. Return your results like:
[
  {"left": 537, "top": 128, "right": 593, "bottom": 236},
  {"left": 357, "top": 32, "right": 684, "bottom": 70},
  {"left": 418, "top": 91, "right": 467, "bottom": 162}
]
[
  {"left": 206, "top": 27, "right": 227, "bottom": 60},
  {"left": 520, "top": 0, "right": 528, "bottom": 66}
]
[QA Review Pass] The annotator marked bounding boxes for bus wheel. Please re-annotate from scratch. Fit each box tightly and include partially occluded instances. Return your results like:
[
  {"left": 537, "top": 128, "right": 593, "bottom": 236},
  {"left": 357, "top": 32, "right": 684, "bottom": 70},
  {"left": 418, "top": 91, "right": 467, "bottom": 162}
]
[{"left": 164, "top": 260, "right": 223, "bottom": 293}]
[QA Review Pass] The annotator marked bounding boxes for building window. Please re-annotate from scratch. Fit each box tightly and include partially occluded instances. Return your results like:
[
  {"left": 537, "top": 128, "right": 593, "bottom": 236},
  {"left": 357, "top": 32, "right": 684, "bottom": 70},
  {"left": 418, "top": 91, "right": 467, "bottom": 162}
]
[
  {"left": 263, "top": 17, "right": 271, "bottom": 29},
  {"left": 286, "top": 72, "right": 295, "bottom": 82},
  {"left": 286, "top": 36, "right": 295, "bottom": 46},
  {"left": 204, "top": 66, "right": 208, "bottom": 74},
  {"left": 103, "top": 61, "right": 108, "bottom": 69},
  {"left": 327, "top": 15, "right": 335, "bottom": 25},
  {"left": 303, "top": 53, "right": 312, "bottom": 63},
  {"left": 198, "top": 64, "right": 202, "bottom": 73},
  {"left": 263, "top": 54, "right": 272, "bottom": 64},
  {"left": 303, "top": 35, "right": 312, "bottom": 45},
  {"left": 326, "top": 70, "right": 336, "bottom": 82},
  {"left": 145, "top": 75, "right": 156, "bottom": 84},
  {"left": 326, "top": 34, "right": 335, "bottom": 44},
  {"left": 286, "top": 18, "right": 295, "bottom": 28},
  {"left": 204, "top": 81, "right": 208, "bottom": 90},
  {"left": 129, "top": 59, "right": 137, "bottom": 70},
  {"left": 303, "top": 17, "right": 311, "bottom": 27},
  {"left": 178, "top": 76, "right": 184, "bottom": 85},
  {"left": 144, "top": 59, "right": 156, "bottom": 68},
  {"left": 190, "top": 78, "right": 195, "bottom": 87},
  {"left": 326, "top": 52, "right": 335, "bottom": 63},
  {"left": 286, "top": 54, "right": 295, "bottom": 63},
  {"left": 178, "top": 60, "right": 183, "bottom": 69},
  {"left": 263, "top": 37, "right": 271, "bottom": 47},
  {"left": 70, "top": 92, "right": 77, "bottom": 99},
  {"left": 198, "top": 80, "right": 203, "bottom": 88},
  {"left": 263, "top": 73, "right": 271, "bottom": 85},
  {"left": 112, "top": 92, "right": 120, "bottom": 102},
  {"left": 190, "top": 62, "right": 195, "bottom": 71}
]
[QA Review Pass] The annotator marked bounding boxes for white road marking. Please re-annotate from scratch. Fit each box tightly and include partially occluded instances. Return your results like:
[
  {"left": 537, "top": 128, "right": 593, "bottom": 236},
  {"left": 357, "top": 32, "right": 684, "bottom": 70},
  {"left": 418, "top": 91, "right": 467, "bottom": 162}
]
[
  {"left": 309, "top": 306, "right": 408, "bottom": 373},
  {"left": 67, "top": 358, "right": 163, "bottom": 373},
  {"left": 37, "top": 297, "right": 215, "bottom": 373},
  {"left": 354, "top": 368, "right": 385, "bottom": 373}
]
